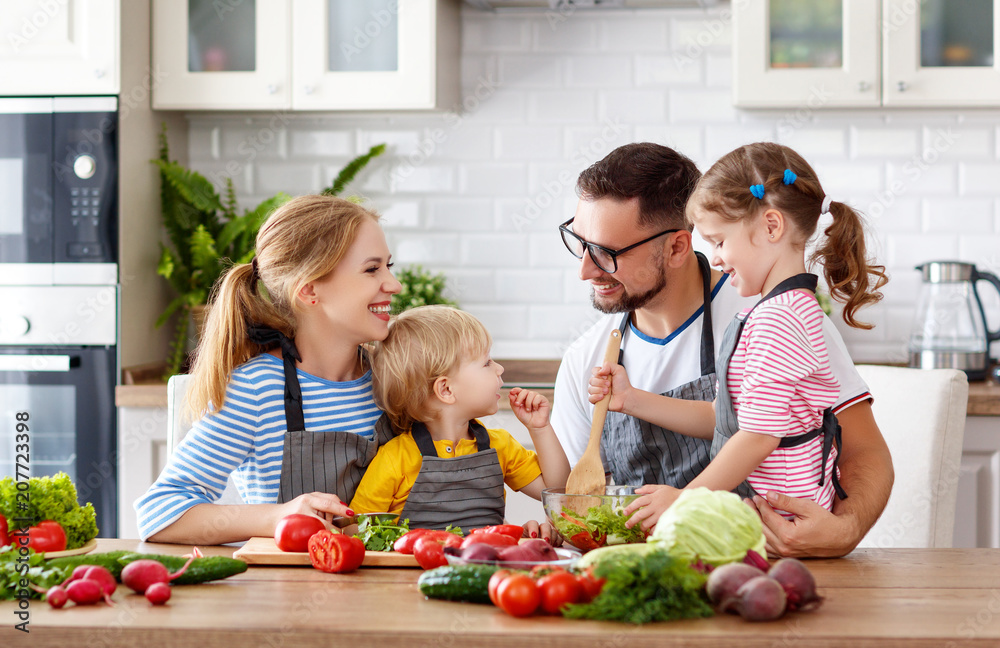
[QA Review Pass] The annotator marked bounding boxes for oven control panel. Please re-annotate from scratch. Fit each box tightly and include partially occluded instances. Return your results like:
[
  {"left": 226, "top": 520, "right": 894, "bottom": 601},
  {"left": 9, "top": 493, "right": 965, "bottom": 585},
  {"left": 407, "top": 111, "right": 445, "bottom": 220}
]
[{"left": 0, "top": 286, "right": 117, "bottom": 346}]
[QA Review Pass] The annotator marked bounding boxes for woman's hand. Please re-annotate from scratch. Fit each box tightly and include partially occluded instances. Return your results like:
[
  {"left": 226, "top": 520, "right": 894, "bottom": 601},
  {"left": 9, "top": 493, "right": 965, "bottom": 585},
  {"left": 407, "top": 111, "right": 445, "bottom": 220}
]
[
  {"left": 521, "top": 519, "right": 563, "bottom": 546},
  {"left": 587, "top": 362, "right": 633, "bottom": 413},
  {"left": 622, "top": 484, "right": 681, "bottom": 530},
  {"left": 274, "top": 492, "right": 352, "bottom": 529},
  {"left": 508, "top": 387, "right": 551, "bottom": 430}
]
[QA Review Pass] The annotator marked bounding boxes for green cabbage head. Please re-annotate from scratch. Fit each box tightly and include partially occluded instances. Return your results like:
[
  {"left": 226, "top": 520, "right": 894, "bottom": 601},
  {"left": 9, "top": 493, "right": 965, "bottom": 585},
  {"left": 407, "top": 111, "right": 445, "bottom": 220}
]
[{"left": 650, "top": 487, "right": 766, "bottom": 566}]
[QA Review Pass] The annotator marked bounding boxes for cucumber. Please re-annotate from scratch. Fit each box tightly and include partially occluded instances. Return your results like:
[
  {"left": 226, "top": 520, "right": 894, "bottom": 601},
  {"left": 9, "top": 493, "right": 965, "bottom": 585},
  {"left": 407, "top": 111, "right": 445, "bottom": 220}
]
[
  {"left": 417, "top": 564, "right": 499, "bottom": 604},
  {"left": 117, "top": 553, "right": 248, "bottom": 585},
  {"left": 44, "top": 550, "right": 135, "bottom": 579}
]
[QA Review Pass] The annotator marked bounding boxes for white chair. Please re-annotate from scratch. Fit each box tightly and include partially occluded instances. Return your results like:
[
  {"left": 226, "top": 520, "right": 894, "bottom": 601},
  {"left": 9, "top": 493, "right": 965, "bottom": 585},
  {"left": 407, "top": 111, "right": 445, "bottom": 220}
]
[
  {"left": 854, "top": 364, "right": 968, "bottom": 549},
  {"left": 167, "top": 374, "right": 244, "bottom": 505}
]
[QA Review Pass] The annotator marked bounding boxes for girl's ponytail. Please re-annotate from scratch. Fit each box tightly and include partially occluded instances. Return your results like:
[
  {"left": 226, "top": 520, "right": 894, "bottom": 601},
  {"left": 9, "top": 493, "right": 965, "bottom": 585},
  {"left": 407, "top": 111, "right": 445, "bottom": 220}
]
[{"left": 812, "top": 201, "right": 888, "bottom": 329}]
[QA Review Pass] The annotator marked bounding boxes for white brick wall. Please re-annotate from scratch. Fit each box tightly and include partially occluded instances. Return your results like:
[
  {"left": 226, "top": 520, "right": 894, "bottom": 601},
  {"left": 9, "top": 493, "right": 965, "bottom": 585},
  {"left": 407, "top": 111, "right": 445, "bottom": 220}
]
[{"left": 188, "top": 6, "right": 1000, "bottom": 363}]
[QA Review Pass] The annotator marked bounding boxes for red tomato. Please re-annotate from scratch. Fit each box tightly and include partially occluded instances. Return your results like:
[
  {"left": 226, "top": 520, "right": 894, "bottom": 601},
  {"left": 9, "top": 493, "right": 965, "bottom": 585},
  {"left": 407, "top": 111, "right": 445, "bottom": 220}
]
[
  {"left": 496, "top": 574, "right": 541, "bottom": 617},
  {"left": 274, "top": 514, "right": 326, "bottom": 553},
  {"left": 470, "top": 524, "right": 524, "bottom": 541},
  {"left": 27, "top": 520, "right": 67, "bottom": 553},
  {"left": 488, "top": 569, "right": 512, "bottom": 607},
  {"left": 393, "top": 529, "right": 432, "bottom": 554},
  {"left": 413, "top": 535, "right": 449, "bottom": 570},
  {"left": 575, "top": 568, "right": 606, "bottom": 603},
  {"left": 537, "top": 570, "right": 582, "bottom": 614},
  {"left": 307, "top": 530, "right": 366, "bottom": 573},
  {"left": 459, "top": 532, "right": 516, "bottom": 550}
]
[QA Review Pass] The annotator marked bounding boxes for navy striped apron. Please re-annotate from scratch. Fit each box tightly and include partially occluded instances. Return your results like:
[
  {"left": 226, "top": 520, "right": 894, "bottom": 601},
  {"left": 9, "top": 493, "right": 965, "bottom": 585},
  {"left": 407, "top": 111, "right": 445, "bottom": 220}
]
[
  {"left": 600, "top": 252, "right": 717, "bottom": 488},
  {"left": 399, "top": 420, "right": 506, "bottom": 530},
  {"left": 711, "top": 273, "right": 847, "bottom": 501}
]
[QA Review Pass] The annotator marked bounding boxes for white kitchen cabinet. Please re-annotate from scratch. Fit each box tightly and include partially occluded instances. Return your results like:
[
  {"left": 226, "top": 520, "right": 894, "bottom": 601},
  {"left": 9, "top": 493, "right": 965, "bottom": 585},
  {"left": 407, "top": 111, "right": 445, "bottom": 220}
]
[
  {"left": 734, "top": 0, "right": 1000, "bottom": 108},
  {"left": 117, "top": 406, "right": 170, "bottom": 540},
  {"left": 152, "top": 0, "right": 459, "bottom": 111},
  {"left": 953, "top": 416, "right": 1000, "bottom": 549},
  {"left": 0, "top": 0, "right": 119, "bottom": 96}
]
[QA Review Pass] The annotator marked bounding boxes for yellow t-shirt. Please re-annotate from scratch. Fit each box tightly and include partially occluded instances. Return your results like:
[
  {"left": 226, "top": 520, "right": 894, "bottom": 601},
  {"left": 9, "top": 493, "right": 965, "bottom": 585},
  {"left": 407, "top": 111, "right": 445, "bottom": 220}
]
[{"left": 350, "top": 423, "right": 541, "bottom": 517}]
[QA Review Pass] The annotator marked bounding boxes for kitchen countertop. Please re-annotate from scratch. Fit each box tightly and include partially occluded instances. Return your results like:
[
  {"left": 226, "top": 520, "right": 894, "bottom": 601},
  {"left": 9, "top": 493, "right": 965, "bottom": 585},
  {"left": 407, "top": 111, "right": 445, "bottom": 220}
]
[
  {"left": 117, "top": 360, "right": 1000, "bottom": 416},
  {"left": 8, "top": 539, "right": 1000, "bottom": 647}
]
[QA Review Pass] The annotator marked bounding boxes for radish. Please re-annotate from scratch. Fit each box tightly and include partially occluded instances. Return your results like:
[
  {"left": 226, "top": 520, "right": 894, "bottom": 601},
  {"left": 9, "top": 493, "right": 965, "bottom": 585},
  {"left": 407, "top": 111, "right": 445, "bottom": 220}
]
[
  {"left": 121, "top": 554, "right": 196, "bottom": 594},
  {"left": 46, "top": 586, "right": 69, "bottom": 609},
  {"left": 81, "top": 565, "right": 117, "bottom": 605},
  {"left": 66, "top": 579, "right": 104, "bottom": 606},
  {"left": 145, "top": 582, "right": 172, "bottom": 605}
]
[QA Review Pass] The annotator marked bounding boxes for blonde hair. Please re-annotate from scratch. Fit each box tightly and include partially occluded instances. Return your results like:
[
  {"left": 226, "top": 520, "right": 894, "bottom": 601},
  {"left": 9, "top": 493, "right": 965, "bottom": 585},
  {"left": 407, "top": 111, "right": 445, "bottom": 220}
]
[
  {"left": 371, "top": 305, "right": 491, "bottom": 433},
  {"left": 687, "top": 142, "right": 888, "bottom": 329},
  {"left": 186, "top": 194, "right": 382, "bottom": 418}
]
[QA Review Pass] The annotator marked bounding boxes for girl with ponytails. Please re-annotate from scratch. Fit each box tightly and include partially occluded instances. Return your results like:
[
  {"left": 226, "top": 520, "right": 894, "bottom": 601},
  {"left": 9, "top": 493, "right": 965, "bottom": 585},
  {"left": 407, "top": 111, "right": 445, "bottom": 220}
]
[{"left": 589, "top": 142, "right": 888, "bottom": 529}]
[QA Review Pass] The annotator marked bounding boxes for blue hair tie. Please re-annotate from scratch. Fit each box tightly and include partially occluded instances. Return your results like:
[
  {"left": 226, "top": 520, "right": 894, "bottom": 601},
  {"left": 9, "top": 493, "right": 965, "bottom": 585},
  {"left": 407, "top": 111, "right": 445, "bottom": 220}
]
[
  {"left": 783, "top": 169, "right": 797, "bottom": 185},
  {"left": 749, "top": 184, "right": 765, "bottom": 199}
]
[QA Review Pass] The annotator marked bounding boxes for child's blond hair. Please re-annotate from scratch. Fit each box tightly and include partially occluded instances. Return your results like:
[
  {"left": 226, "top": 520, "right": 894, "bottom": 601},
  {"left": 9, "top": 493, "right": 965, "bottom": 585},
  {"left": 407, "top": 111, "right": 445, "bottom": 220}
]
[{"left": 372, "top": 305, "right": 492, "bottom": 433}]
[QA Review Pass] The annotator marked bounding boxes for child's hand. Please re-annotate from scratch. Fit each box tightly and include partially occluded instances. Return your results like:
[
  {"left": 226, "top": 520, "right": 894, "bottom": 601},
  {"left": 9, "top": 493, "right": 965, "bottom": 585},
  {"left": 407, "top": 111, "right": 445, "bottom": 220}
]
[
  {"left": 622, "top": 484, "right": 681, "bottom": 530},
  {"left": 587, "top": 362, "right": 633, "bottom": 413},
  {"left": 508, "top": 387, "right": 551, "bottom": 430}
]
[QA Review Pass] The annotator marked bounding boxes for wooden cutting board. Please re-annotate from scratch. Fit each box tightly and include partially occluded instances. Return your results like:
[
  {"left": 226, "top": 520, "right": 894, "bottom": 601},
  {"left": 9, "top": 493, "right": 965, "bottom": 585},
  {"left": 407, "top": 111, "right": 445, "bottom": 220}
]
[{"left": 233, "top": 536, "right": 419, "bottom": 567}]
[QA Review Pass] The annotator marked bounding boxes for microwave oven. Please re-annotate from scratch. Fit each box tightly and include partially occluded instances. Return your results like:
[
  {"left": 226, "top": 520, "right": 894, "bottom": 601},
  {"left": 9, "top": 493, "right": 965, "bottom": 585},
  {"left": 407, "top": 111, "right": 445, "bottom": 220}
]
[{"left": 0, "top": 97, "right": 117, "bottom": 286}]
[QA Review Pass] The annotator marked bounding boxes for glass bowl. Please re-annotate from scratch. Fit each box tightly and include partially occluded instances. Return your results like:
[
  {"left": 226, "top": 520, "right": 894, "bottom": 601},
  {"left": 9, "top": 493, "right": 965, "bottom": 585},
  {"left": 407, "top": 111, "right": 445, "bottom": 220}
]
[
  {"left": 541, "top": 486, "right": 650, "bottom": 553},
  {"left": 444, "top": 546, "right": 580, "bottom": 570}
]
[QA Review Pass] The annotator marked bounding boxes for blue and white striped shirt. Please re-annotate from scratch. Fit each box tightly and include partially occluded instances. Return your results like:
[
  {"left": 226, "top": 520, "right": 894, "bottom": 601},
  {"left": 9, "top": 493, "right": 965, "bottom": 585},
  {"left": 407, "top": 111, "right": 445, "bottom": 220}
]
[{"left": 135, "top": 353, "right": 382, "bottom": 540}]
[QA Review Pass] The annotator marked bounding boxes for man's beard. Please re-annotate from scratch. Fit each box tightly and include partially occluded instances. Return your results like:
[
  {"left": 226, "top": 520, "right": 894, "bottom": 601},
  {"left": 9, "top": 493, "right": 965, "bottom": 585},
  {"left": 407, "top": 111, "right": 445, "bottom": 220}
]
[{"left": 590, "top": 258, "right": 668, "bottom": 314}]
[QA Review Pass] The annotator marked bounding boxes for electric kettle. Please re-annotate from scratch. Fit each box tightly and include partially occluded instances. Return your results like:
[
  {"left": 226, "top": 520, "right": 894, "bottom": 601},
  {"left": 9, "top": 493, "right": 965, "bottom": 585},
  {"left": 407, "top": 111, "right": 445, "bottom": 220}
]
[{"left": 908, "top": 261, "right": 1000, "bottom": 380}]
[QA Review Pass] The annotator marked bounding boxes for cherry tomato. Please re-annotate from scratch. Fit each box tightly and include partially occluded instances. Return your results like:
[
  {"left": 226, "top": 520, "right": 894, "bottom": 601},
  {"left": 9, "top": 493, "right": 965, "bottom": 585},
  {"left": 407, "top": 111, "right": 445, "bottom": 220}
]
[
  {"left": 308, "top": 530, "right": 366, "bottom": 573},
  {"left": 537, "top": 570, "right": 582, "bottom": 614},
  {"left": 470, "top": 524, "right": 524, "bottom": 541},
  {"left": 575, "top": 568, "right": 606, "bottom": 603},
  {"left": 274, "top": 514, "right": 326, "bottom": 553},
  {"left": 488, "top": 569, "right": 512, "bottom": 607},
  {"left": 459, "top": 532, "right": 516, "bottom": 550},
  {"left": 496, "top": 573, "right": 540, "bottom": 617}
]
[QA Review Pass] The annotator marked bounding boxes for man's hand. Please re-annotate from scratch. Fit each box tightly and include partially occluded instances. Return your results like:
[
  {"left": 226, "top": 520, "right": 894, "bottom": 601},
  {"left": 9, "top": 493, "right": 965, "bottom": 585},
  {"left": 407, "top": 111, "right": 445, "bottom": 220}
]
[{"left": 749, "top": 491, "right": 862, "bottom": 559}]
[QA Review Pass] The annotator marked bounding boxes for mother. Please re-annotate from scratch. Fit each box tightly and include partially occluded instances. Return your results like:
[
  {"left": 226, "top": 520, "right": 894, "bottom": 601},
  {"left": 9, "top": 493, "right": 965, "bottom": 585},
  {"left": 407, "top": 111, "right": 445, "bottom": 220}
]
[{"left": 136, "top": 195, "right": 401, "bottom": 544}]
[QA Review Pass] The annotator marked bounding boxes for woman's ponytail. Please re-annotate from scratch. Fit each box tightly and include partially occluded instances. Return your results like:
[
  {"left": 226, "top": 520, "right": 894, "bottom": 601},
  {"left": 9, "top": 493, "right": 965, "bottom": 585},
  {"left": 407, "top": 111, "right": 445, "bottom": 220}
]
[{"left": 812, "top": 202, "right": 888, "bottom": 329}]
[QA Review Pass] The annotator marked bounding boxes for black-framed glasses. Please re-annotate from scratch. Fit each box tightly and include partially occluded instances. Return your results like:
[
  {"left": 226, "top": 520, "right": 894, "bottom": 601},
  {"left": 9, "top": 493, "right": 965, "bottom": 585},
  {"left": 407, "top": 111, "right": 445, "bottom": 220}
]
[{"left": 559, "top": 218, "right": 681, "bottom": 274}]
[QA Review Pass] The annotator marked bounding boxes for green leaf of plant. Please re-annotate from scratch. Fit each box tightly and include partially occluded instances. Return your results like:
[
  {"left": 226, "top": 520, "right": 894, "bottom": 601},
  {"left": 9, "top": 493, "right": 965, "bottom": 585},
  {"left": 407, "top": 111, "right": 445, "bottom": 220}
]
[
  {"left": 323, "top": 143, "right": 386, "bottom": 196},
  {"left": 155, "top": 296, "right": 189, "bottom": 328},
  {"left": 189, "top": 225, "right": 221, "bottom": 291},
  {"left": 152, "top": 159, "right": 224, "bottom": 214}
]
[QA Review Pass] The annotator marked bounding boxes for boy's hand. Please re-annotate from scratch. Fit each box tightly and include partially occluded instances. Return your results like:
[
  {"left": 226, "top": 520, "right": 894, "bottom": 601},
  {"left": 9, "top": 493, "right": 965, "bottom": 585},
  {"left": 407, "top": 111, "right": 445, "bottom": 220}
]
[
  {"left": 622, "top": 484, "right": 681, "bottom": 530},
  {"left": 508, "top": 387, "right": 551, "bottom": 429},
  {"left": 587, "top": 362, "right": 633, "bottom": 413}
]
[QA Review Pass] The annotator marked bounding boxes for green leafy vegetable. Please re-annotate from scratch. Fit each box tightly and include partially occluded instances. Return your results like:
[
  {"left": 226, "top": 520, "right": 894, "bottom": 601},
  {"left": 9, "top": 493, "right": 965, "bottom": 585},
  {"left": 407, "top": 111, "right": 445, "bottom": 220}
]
[
  {"left": 650, "top": 487, "right": 766, "bottom": 567},
  {"left": 552, "top": 502, "right": 647, "bottom": 549},
  {"left": 561, "top": 544, "right": 713, "bottom": 624},
  {"left": 354, "top": 515, "right": 410, "bottom": 552},
  {"left": 0, "top": 546, "right": 65, "bottom": 600},
  {"left": 0, "top": 473, "right": 98, "bottom": 550}
]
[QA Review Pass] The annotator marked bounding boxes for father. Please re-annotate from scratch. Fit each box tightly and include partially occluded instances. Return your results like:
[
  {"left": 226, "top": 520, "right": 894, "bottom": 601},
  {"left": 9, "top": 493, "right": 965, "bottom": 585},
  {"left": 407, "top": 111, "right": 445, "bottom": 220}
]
[{"left": 550, "top": 143, "right": 893, "bottom": 558}]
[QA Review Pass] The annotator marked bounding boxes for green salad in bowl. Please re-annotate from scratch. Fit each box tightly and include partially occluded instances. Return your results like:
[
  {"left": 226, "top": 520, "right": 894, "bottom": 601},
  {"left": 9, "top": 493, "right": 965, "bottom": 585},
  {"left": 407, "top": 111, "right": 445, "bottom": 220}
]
[{"left": 543, "top": 487, "right": 650, "bottom": 552}]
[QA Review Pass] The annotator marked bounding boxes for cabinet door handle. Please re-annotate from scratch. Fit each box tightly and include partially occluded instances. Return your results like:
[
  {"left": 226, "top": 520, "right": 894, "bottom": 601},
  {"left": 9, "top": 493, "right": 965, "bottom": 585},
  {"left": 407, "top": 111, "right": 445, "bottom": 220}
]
[
  {"left": 94, "top": 68, "right": 106, "bottom": 79},
  {"left": 897, "top": 81, "right": 909, "bottom": 92},
  {"left": 858, "top": 80, "right": 871, "bottom": 92},
  {"left": 267, "top": 84, "right": 280, "bottom": 95},
  {"left": 303, "top": 85, "right": 316, "bottom": 95}
]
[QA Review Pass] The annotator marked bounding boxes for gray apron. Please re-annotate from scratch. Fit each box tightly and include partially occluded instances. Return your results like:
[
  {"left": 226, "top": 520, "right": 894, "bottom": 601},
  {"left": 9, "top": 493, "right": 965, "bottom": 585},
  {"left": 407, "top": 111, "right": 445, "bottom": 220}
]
[
  {"left": 247, "top": 324, "right": 392, "bottom": 505},
  {"left": 399, "top": 420, "right": 506, "bottom": 530},
  {"left": 601, "top": 252, "right": 717, "bottom": 488},
  {"left": 711, "top": 273, "right": 848, "bottom": 501}
]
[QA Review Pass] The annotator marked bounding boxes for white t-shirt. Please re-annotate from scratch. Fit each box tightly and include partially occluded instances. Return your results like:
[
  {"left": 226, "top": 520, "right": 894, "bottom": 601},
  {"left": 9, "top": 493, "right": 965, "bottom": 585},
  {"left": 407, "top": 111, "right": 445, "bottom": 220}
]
[{"left": 551, "top": 275, "right": 870, "bottom": 467}]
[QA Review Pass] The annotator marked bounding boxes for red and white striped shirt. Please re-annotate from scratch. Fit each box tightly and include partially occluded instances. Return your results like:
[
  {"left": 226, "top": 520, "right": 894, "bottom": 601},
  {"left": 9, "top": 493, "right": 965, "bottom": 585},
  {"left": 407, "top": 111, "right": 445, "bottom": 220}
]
[{"left": 726, "top": 290, "right": 841, "bottom": 516}]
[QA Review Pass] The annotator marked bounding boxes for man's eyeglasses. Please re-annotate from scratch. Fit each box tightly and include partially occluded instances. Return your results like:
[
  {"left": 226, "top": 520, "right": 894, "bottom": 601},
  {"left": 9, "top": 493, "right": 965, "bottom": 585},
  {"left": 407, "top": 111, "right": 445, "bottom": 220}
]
[{"left": 559, "top": 218, "right": 680, "bottom": 274}]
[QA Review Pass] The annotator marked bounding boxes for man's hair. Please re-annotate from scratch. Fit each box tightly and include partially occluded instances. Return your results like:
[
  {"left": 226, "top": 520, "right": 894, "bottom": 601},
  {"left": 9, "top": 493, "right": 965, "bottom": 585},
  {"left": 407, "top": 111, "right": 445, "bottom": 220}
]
[
  {"left": 576, "top": 142, "right": 701, "bottom": 230},
  {"left": 371, "top": 305, "right": 492, "bottom": 433}
]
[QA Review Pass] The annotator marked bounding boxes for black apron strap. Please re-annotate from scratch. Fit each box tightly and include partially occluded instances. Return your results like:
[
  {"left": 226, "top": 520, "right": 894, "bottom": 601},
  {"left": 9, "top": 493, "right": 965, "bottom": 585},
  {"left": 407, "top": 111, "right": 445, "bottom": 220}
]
[
  {"left": 470, "top": 420, "right": 492, "bottom": 452},
  {"left": 412, "top": 420, "right": 493, "bottom": 456},
  {"left": 247, "top": 323, "right": 306, "bottom": 433}
]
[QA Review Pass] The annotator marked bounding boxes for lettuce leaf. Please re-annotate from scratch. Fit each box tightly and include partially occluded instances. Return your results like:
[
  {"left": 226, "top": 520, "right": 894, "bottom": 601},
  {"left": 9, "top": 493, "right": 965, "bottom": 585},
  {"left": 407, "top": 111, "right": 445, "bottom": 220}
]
[{"left": 0, "top": 473, "right": 98, "bottom": 550}]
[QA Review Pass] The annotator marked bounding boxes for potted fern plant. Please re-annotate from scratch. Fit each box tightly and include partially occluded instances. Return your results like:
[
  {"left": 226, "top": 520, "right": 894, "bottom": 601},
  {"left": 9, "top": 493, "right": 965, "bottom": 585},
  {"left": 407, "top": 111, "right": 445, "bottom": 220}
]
[{"left": 153, "top": 124, "right": 386, "bottom": 375}]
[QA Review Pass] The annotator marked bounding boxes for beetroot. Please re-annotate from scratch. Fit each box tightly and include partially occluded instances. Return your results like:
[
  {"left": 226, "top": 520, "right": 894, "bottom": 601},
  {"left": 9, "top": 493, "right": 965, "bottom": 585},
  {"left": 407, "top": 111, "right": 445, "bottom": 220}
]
[
  {"left": 721, "top": 576, "right": 787, "bottom": 622},
  {"left": 768, "top": 558, "right": 823, "bottom": 611},
  {"left": 706, "top": 563, "right": 766, "bottom": 605}
]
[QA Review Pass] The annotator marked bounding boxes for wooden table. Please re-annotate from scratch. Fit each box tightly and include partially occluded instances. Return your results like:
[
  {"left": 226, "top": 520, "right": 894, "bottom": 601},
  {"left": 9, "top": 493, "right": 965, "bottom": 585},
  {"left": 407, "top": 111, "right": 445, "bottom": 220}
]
[{"left": 6, "top": 540, "right": 1000, "bottom": 647}]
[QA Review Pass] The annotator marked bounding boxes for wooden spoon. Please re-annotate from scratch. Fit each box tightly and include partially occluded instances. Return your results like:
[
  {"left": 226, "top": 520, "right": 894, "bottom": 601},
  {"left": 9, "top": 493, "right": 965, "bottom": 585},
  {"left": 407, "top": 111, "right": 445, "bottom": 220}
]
[{"left": 564, "top": 328, "right": 622, "bottom": 497}]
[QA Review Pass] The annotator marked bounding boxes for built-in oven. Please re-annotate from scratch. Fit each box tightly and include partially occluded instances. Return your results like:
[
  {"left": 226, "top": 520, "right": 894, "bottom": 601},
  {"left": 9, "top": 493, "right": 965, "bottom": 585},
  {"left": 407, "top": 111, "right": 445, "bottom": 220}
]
[
  {"left": 0, "top": 96, "right": 117, "bottom": 286},
  {"left": 0, "top": 97, "right": 119, "bottom": 536}
]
